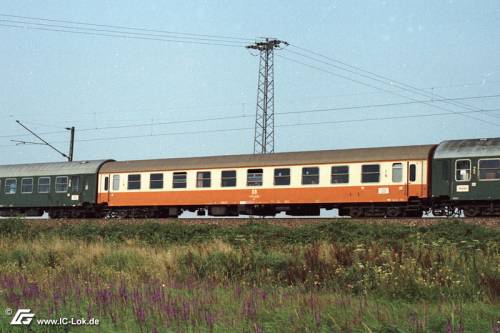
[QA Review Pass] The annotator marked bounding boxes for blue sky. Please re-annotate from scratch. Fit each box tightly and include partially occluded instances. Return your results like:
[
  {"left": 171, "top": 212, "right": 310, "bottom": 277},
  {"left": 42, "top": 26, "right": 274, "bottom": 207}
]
[{"left": 1, "top": 0, "right": 499, "bottom": 164}]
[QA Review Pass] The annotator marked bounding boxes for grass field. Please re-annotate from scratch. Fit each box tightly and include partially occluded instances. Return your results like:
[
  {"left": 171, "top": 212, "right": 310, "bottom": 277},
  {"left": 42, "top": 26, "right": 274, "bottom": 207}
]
[{"left": 0, "top": 218, "right": 498, "bottom": 332}]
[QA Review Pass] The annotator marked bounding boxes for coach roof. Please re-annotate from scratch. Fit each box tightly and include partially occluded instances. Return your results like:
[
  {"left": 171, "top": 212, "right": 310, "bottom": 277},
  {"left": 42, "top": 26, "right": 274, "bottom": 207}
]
[
  {"left": 100, "top": 144, "right": 435, "bottom": 173},
  {"left": 0, "top": 160, "right": 112, "bottom": 178},
  {"left": 434, "top": 137, "right": 500, "bottom": 159}
]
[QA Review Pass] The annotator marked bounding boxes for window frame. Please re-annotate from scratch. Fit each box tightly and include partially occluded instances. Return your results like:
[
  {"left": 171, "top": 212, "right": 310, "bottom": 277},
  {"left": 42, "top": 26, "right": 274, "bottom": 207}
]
[
  {"left": 221, "top": 170, "right": 237, "bottom": 187},
  {"left": 4, "top": 178, "right": 17, "bottom": 195},
  {"left": 409, "top": 164, "right": 417, "bottom": 182},
  {"left": 172, "top": 172, "right": 187, "bottom": 189},
  {"left": 301, "top": 167, "right": 320, "bottom": 185},
  {"left": 196, "top": 171, "right": 211, "bottom": 188},
  {"left": 391, "top": 163, "right": 403, "bottom": 183},
  {"left": 478, "top": 158, "right": 500, "bottom": 181},
  {"left": 37, "top": 177, "right": 51, "bottom": 193},
  {"left": 55, "top": 176, "right": 69, "bottom": 193},
  {"left": 331, "top": 165, "right": 349, "bottom": 184},
  {"left": 247, "top": 169, "right": 263, "bottom": 187},
  {"left": 455, "top": 159, "right": 471, "bottom": 182},
  {"left": 112, "top": 175, "right": 120, "bottom": 191},
  {"left": 274, "top": 168, "right": 291, "bottom": 186},
  {"left": 361, "top": 164, "right": 380, "bottom": 183},
  {"left": 127, "top": 174, "right": 141, "bottom": 190},
  {"left": 21, "top": 177, "right": 34, "bottom": 194},
  {"left": 149, "top": 173, "right": 164, "bottom": 189}
]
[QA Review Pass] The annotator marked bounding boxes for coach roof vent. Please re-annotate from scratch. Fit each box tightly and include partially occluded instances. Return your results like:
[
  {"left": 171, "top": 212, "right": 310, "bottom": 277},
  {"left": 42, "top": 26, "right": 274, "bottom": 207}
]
[{"left": 434, "top": 137, "right": 500, "bottom": 159}]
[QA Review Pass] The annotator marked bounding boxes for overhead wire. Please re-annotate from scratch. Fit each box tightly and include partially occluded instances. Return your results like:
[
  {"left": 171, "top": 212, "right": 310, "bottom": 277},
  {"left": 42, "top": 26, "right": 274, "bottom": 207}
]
[
  {"left": 287, "top": 44, "right": 500, "bottom": 120},
  {"left": 1, "top": 107, "right": 499, "bottom": 148},
  {"left": 0, "top": 22, "right": 244, "bottom": 48},
  {"left": 0, "top": 13, "right": 253, "bottom": 42},
  {"left": 0, "top": 94, "right": 500, "bottom": 147},
  {"left": 2, "top": 93, "right": 499, "bottom": 139},
  {"left": 278, "top": 54, "right": 500, "bottom": 127}
]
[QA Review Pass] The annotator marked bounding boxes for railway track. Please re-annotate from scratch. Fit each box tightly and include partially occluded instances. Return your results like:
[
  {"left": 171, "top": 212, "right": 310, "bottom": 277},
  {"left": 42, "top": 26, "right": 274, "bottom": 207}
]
[{"left": 14, "top": 217, "right": 500, "bottom": 228}]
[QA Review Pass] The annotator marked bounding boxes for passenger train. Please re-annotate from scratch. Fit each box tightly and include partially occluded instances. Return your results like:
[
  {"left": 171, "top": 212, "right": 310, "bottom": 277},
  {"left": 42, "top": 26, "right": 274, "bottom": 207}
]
[{"left": 0, "top": 137, "right": 499, "bottom": 218}]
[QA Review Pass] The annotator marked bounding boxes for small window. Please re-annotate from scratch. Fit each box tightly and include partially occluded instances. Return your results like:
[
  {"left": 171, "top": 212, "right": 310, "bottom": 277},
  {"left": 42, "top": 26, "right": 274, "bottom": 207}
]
[
  {"left": 150, "top": 173, "right": 164, "bottom": 189},
  {"left": 55, "top": 176, "right": 69, "bottom": 193},
  {"left": 71, "top": 176, "right": 80, "bottom": 192},
  {"left": 21, "top": 178, "right": 33, "bottom": 194},
  {"left": 409, "top": 164, "right": 417, "bottom": 182},
  {"left": 221, "top": 170, "right": 237, "bottom": 187},
  {"left": 479, "top": 159, "right": 500, "bottom": 180},
  {"left": 247, "top": 169, "right": 263, "bottom": 186},
  {"left": 4, "top": 178, "right": 17, "bottom": 194},
  {"left": 104, "top": 177, "right": 109, "bottom": 191},
  {"left": 274, "top": 168, "right": 290, "bottom": 186},
  {"left": 362, "top": 164, "right": 380, "bottom": 183},
  {"left": 173, "top": 172, "right": 187, "bottom": 188},
  {"left": 127, "top": 174, "right": 141, "bottom": 190},
  {"left": 196, "top": 172, "right": 211, "bottom": 188},
  {"left": 331, "top": 166, "right": 349, "bottom": 184},
  {"left": 38, "top": 177, "right": 50, "bottom": 193},
  {"left": 392, "top": 163, "right": 403, "bottom": 183},
  {"left": 455, "top": 160, "right": 471, "bottom": 181},
  {"left": 302, "top": 167, "right": 319, "bottom": 185},
  {"left": 112, "top": 175, "right": 120, "bottom": 191}
]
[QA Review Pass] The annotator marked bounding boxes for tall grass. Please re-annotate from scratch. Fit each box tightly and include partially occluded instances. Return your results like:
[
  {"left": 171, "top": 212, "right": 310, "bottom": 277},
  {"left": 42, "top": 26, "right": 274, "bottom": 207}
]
[{"left": 0, "top": 219, "right": 498, "bottom": 332}]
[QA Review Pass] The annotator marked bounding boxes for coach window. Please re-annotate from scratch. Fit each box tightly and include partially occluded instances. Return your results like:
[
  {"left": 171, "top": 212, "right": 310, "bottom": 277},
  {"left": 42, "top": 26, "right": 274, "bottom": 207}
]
[
  {"left": 361, "top": 164, "right": 380, "bottom": 183},
  {"left": 173, "top": 172, "right": 187, "bottom": 188},
  {"left": 55, "top": 176, "right": 69, "bottom": 193},
  {"left": 127, "top": 174, "right": 141, "bottom": 190},
  {"left": 392, "top": 163, "right": 403, "bottom": 183},
  {"left": 302, "top": 167, "right": 319, "bottom": 185},
  {"left": 21, "top": 178, "right": 33, "bottom": 194},
  {"left": 409, "top": 164, "right": 417, "bottom": 182},
  {"left": 196, "top": 172, "right": 211, "bottom": 188},
  {"left": 455, "top": 159, "right": 471, "bottom": 182},
  {"left": 221, "top": 170, "right": 237, "bottom": 187},
  {"left": 104, "top": 177, "right": 109, "bottom": 191},
  {"left": 478, "top": 159, "right": 500, "bottom": 180},
  {"left": 331, "top": 166, "right": 349, "bottom": 184},
  {"left": 112, "top": 175, "right": 120, "bottom": 191},
  {"left": 274, "top": 168, "right": 290, "bottom": 186},
  {"left": 4, "top": 178, "right": 17, "bottom": 194},
  {"left": 247, "top": 169, "right": 263, "bottom": 186},
  {"left": 38, "top": 177, "right": 50, "bottom": 193},
  {"left": 150, "top": 173, "right": 164, "bottom": 189}
]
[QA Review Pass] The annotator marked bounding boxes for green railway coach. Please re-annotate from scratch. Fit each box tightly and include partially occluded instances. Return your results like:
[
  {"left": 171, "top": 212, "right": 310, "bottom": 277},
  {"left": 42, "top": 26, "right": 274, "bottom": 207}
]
[
  {"left": 0, "top": 160, "right": 110, "bottom": 217},
  {"left": 431, "top": 137, "right": 500, "bottom": 216}
]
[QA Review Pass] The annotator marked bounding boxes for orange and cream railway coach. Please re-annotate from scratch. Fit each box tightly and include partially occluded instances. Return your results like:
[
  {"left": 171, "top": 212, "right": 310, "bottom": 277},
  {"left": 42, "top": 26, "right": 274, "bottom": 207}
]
[{"left": 97, "top": 144, "right": 435, "bottom": 218}]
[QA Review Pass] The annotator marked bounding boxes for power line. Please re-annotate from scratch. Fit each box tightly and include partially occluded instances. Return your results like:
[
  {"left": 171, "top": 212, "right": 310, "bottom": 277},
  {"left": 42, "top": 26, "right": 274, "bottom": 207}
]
[
  {"left": 0, "top": 18, "right": 248, "bottom": 45},
  {"left": 0, "top": 23, "right": 244, "bottom": 48},
  {"left": 2, "top": 93, "right": 499, "bottom": 139},
  {"left": 2, "top": 107, "right": 499, "bottom": 148},
  {"left": 287, "top": 44, "right": 500, "bottom": 120},
  {"left": 0, "top": 13, "right": 253, "bottom": 42},
  {"left": 278, "top": 54, "right": 500, "bottom": 127}
]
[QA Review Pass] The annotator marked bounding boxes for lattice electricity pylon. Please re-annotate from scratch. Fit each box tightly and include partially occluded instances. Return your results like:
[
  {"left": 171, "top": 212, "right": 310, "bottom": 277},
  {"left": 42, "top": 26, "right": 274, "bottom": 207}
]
[{"left": 247, "top": 38, "right": 288, "bottom": 154}]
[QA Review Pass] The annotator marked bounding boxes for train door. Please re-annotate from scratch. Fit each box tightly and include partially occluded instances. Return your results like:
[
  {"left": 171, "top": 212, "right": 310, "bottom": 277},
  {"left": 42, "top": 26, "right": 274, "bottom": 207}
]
[
  {"left": 70, "top": 175, "right": 82, "bottom": 202},
  {"left": 407, "top": 161, "right": 423, "bottom": 197},
  {"left": 451, "top": 159, "right": 474, "bottom": 200},
  {"left": 103, "top": 174, "right": 111, "bottom": 203}
]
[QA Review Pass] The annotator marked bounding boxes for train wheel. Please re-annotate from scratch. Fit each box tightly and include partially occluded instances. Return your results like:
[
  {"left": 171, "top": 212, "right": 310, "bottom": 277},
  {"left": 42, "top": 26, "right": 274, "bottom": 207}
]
[
  {"left": 386, "top": 207, "right": 401, "bottom": 218},
  {"left": 349, "top": 207, "right": 364, "bottom": 218},
  {"left": 463, "top": 206, "right": 480, "bottom": 217}
]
